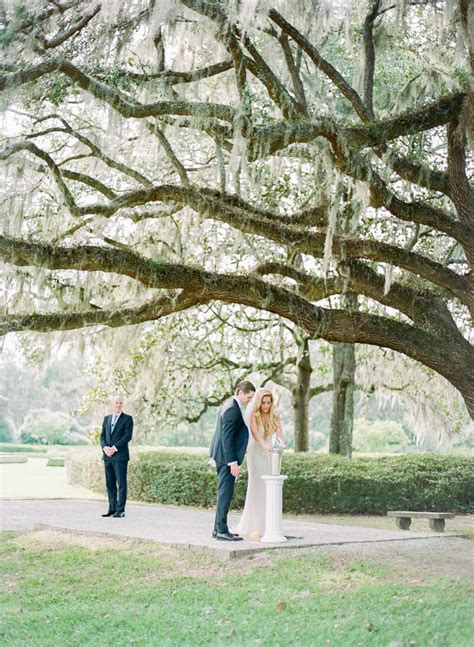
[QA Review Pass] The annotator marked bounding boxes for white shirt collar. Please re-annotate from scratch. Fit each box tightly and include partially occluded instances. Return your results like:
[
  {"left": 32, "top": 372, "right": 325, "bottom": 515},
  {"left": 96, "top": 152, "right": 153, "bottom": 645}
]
[{"left": 233, "top": 396, "right": 244, "bottom": 411}]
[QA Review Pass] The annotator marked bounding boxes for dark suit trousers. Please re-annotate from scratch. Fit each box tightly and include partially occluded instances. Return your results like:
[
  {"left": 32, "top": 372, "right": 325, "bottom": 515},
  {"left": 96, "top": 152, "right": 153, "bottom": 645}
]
[
  {"left": 214, "top": 462, "right": 236, "bottom": 534},
  {"left": 104, "top": 460, "right": 128, "bottom": 513}
]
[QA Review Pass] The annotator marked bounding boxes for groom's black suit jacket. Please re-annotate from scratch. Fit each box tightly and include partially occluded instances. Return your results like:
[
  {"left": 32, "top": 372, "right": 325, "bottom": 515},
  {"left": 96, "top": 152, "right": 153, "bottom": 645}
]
[
  {"left": 100, "top": 413, "right": 133, "bottom": 462},
  {"left": 209, "top": 398, "right": 248, "bottom": 466}
]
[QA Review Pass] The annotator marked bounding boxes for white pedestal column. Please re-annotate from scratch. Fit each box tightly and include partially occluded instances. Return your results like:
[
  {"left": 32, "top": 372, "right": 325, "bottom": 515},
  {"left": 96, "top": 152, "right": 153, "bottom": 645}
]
[{"left": 261, "top": 474, "right": 288, "bottom": 543}]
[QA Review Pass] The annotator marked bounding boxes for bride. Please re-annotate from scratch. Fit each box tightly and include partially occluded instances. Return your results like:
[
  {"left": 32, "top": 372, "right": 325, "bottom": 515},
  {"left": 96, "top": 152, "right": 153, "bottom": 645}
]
[{"left": 234, "top": 388, "right": 286, "bottom": 541}]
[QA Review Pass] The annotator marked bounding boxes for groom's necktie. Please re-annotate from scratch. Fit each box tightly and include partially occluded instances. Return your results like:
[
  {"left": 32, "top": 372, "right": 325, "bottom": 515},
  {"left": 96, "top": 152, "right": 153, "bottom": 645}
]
[{"left": 111, "top": 415, "right": 118, "bottom": 432}]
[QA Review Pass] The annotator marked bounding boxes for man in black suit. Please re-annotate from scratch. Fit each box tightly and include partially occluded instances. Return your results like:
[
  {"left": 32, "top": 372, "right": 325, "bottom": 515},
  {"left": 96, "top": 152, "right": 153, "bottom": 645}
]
[
  {"left": 100, "top": 395, "right": 133, "bottom": 518},
  {"left": 209, "top": 380, "right": 255, "bottom": 541}
]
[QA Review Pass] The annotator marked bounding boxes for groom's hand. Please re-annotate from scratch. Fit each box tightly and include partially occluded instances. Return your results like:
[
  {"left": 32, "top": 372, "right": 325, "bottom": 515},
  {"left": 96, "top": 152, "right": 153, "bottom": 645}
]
[{"left": 230, "top": 464, "right": 240, "bottom": 477}]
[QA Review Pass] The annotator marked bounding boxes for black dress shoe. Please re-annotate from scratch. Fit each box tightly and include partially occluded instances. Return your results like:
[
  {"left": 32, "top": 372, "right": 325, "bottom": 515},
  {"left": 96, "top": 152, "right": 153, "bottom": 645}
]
[
  {"left": 113, "top": 512, "right": 125, "bottom": 518},
  {"left": 212, "top": 530, "right": 240, "bottom": 538},
  {"left": 101, "top": 511, "right": 115, "bottom": 517},
  {"left": 215, "top": 532, "right": 243, "bottom": 541}
]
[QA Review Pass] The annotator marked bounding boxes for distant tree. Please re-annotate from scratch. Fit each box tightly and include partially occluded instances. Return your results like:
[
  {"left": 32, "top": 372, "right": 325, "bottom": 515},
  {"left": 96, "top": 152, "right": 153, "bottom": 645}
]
[
  {"left": 0, "top": 348, "right": 94, "bottom": 431},
  {"left": 352, "top": 418, "right": 411, "bottom": 453},
  {"left": 0, "top": 396, "right": 15, "bottom": 442},
  {"left": 20, "top": 410, "right": 88, "bottom": 445}
]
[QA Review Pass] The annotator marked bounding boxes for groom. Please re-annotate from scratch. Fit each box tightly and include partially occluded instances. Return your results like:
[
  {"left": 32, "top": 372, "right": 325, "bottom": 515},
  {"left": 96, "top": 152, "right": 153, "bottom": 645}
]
[
  {"left": 100, "top": 395, "right": 133, "bottom": 518},
  {"left": 210, "top": 380, "right": 255, "bottom": 541}
]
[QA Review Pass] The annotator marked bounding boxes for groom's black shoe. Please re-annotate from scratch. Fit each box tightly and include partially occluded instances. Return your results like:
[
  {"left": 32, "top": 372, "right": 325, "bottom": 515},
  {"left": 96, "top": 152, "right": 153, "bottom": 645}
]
[
  {"left": 212, "top": 530, "right": 240, "bottom": 539},
  {"left": 215, "top": 532, "right": 243, "bottom": 541},
  {"left": 101, "top": 511, "right": 115, "bottom": 517},
  {"left": 113, "top": 512, "right": 125, "bottom": 518}
]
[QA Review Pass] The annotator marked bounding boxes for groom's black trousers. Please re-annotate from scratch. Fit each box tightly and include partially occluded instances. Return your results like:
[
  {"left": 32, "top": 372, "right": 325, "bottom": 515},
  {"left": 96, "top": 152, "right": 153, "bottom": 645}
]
[{"left": 214, "top": 463, "right": 236, "bottom": 534}]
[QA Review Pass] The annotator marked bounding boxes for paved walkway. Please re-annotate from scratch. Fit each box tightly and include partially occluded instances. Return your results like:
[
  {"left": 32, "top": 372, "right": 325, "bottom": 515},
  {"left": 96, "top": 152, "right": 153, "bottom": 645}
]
[{"left": 1, "top": 499, "right": 448, "bottom": 559}]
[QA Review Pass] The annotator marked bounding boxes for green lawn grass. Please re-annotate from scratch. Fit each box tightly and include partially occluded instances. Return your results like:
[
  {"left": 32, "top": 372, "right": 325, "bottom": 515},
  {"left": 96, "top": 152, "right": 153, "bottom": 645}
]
[
  {"left": 46, "top": 458, "right": 65, "bottom": 467},
  {"left": 0, "top": 456, "right": 28, "bottom": 464},
  {"left": 1, "top": 532, "right": 472, "bottom": 646},
  {"left": 0, "top": 444, "right": 47, "bottom": 453}
]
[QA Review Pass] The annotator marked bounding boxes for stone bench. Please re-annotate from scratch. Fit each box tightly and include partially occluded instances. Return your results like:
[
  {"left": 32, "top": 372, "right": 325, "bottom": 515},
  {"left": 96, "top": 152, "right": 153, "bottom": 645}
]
[{"left": 387, "top": 511, "right": 455, "bottom": 532}]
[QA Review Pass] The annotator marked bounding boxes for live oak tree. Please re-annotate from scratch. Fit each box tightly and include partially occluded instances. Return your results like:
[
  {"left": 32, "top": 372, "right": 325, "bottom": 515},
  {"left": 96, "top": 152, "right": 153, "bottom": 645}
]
[{"left": 1, "top": 1, "right": 473, "bottom": 423}]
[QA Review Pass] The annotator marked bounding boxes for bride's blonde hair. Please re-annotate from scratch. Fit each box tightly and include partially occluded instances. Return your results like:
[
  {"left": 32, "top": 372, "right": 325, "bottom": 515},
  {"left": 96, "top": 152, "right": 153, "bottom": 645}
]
[{"left": 251, "top": 389, "right": 280, "bottom": 440}]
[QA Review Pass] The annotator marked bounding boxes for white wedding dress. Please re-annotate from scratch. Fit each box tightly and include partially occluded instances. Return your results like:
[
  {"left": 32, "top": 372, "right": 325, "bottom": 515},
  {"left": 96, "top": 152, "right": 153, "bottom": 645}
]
[{"left": 234, "top": 424, "right": 271, "bottom": 539}]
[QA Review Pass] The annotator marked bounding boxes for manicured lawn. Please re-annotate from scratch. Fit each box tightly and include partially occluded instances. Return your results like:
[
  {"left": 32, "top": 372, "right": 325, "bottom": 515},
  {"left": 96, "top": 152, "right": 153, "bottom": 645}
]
[
  {"left": 1, "top": 531, "right": 472, "bottom": 646},
  {"left": 0, "top": 444, "right": 47, "bottom": 453}
]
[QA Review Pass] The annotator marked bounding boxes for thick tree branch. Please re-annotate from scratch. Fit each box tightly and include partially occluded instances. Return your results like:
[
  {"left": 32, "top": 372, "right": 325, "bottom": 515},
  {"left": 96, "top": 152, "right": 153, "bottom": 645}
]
[
  {"left": 256, "top": 259, "right": 466, "bottom": 344},
  {"left": 61, "top": 169, "right": 116, "bottom": 199},
  {"left": 343, "top": 92, "right": 466, "bottom": 148},
  {"left": 242, "top": 35, "right": 303, "bottom": 120},
  {"left": 332, "top": 147, "right": 471, "bottom": 246},
  {"left": 130, "top": 60, "right": 234, "bottom": 85},
  {"left": 1, "top": 60, "right": 464, "bottom": 164},
  {"left": 309, "top": 383, "right": 334, "bottom": 399},
  {"left": 226, "top": 30, "right": 248, "bottom": 96},
  {"left": 248, "top": 92, "right": 465, "bottom": 159},
  {"left": 269, "top": 9, "right": 370, "bottom": 122},
  {"left": 385, "top": 152, "right": 450, "bottom": 196},
  {"left": 0, "top": 141, "right": 79, "bottom": 216},
  {"left": 38, "top": 4, "right": 101, "bottom": 50},
  {"left": 1, "top": 0, "right": 83, "bottom": 44},
  {"left": 362, "top": 0, "right": 381, "bottom": 118},
  {"left": 278, "top": 33, "right": 308, "bottom": 117},
  {"left": 1, "top": 139, "right": 466, "bottom": 303},
  {"left": 0, "top": 58, "right": 236, "bottom": 122},
  {"left": 62, "top": 182, "right": 468, "bottom": 304},
  {"left": 447, "top": 118, "right": 474, "bottom": 228},
  {"left": 1, "top": 235, "right": 472, "bottom": 414},
  {"left": 1, "top": 292, "right": 202, "bottom": 335},
  {"left": 146, "top": 121, "right": 189, "bottom": 186},
  {"left": 254, "top": 261, "right": 342, "bottom": 301},
  {"left": 31, "top": 115, "right": 153, "bottom": 187}
]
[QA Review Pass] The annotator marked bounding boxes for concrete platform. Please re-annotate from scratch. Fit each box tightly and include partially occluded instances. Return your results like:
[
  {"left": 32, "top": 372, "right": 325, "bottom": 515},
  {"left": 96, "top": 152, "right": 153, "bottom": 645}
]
[{"left": 1, "top": 499, "right": 449, "bottom": 559}]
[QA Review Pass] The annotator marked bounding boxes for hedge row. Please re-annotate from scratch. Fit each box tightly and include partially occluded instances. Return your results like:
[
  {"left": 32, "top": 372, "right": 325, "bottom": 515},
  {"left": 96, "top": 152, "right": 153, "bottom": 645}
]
[{"left": 68, "top": 451, "right": 474, "bottom": 514}]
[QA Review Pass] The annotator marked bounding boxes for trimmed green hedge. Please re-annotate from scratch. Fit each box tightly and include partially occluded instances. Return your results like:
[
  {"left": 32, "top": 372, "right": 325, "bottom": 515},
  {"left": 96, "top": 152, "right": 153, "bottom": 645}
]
[
  {"left": 69, "top": 451, "right": 474, "bottom": 514},
  {"left": 281, "top": 453, "right": 474, "bottom": 514}
]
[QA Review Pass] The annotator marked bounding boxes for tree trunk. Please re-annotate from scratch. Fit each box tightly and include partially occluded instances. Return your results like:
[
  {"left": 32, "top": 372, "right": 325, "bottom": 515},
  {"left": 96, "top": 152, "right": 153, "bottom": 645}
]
[
  {"left": 292, "top": 336, "right": 312, "bottom": 452},
  {"left": 329, "top": 295, "right": 357, "bottom": 458}
]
